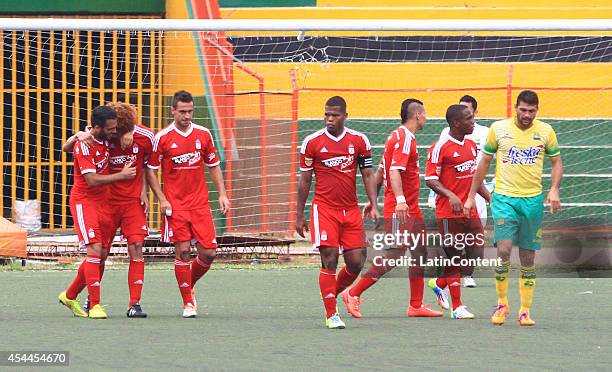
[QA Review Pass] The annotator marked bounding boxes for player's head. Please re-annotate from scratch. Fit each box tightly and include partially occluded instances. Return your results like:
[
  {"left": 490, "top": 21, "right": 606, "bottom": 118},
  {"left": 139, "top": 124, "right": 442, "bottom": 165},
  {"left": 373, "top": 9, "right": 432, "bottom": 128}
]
[
  {"left": 459, "top": 95, "right": 478, "bottom": 116},
  {"left": 446, "top": 104, "right": 474, "bottom": 136},
  {"left": 515, "top": 90, "right": 539, "bottom": 127},
  {"left": 106, "top": 102, "right": 136, "bottom": 135},
  {"left": 91, "top": 105, "right": 118, "bottom": 140},
  {"left": 400, "top": 98, "right": 426, "bottom": 131},
  {"left": 171, "top": 90, "right": 194, "bottom": 128},
  {"left": 324, "top": 96, "right": 348, "bottom": 136}
]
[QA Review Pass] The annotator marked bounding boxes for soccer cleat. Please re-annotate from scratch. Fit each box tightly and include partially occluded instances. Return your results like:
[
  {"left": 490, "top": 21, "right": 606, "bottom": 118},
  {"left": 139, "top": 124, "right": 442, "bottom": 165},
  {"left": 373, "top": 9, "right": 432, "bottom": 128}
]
[
  {"left": 463, "top": 276, "right": 476, "bottom": 288},
  {"left": 182, "top": 303, "right": 197, "bottom": 318},
  {"left": 88, "top": 304, "right": 108, "bottom": 319},
  {"left": 325, "top": 313, "right": 346, "bottom": 329},
  {"left": 491, "top": 304, "right": 509, "bottom": 325},
  {"left": 428, "top": 278, "right": 450, "bottom": 310},
  {"left": 341, "top": 290, "right": 363, "bottom": 318},
  {"left": 58, "top": 291, "right": 88, "bottom": 318},
  {"left": 127, "top": 303, "right": 147, "bottom": 318},
  {"left": 518, "top": 311, "right": 535, "bottom": 326},
  {"left": 407, "top": 304, "right": 444, "bottom": 317},
  {"left": 450, "top": 305, "right": 475, "bottom": 319}
]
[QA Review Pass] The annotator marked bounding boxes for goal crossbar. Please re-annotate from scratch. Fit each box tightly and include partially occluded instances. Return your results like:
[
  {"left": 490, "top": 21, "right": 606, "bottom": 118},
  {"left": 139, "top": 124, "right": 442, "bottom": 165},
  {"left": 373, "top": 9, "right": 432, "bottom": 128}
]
[{"left": 1, "top": 18, "right": 611, "bottom": 31}]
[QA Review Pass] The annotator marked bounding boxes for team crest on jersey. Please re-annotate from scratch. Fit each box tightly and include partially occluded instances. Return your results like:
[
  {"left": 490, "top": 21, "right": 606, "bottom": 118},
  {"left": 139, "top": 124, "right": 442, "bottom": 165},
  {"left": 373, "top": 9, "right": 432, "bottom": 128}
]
[
  {"left": 195, "top": 139, "right": 202, "bottom": 150},
  {"left": 503, "top": 145, "right": 544, "bottom": 165},
  {"left": 348, "top": 144, "right": 355, "bottom": 154},
  {"left": 471, "top": 148, "right": 477, "bottom": 157},
  {"left": 88, "top": 228, "right": 95, "bottom": 238},
  {"left": 533, "top": 133, "right": 541, "bottom": 140},
  {"left": 321, "top": 231, "right": 328, "bottom": 241},
  {"left": 133, "top": 144, "right": 139, "bottom": 154}
]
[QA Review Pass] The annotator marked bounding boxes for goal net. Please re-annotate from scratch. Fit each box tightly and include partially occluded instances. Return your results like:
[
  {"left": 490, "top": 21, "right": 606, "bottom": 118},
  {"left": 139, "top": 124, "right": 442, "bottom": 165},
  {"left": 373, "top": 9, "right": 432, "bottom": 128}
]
[{"left": 1, "top": 19, "right": 610, "bottom": 239}]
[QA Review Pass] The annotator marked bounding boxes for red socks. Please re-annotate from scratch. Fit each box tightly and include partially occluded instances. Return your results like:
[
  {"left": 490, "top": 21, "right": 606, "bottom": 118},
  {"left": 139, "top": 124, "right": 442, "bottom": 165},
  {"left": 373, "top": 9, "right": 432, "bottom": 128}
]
[
  {"left": 319, "top": 269, "right": 337, "bottom": 318},
  {"left": 174, "top": 259, "right": 193, "bottom": 306},
  {"left": 84, "top": 255, "right": 102, "bottom": 307},
  {"left": 335, "top": 267, "right": 359, "bottom": 294},
  {"left": 128, "top": 259, "right": 145, "bottom": 306},
  {"left": 446, "top": 267, "right": 462, "bottom": 310},
  {"left": 408, "top": 266, "right": 424, "bottom": 308},
  {"left": 348, "top": 264, "right": 388, "bottom": 297},
  {"left": 66, "top": 260, "right": 86, "bottom": 300},
  {"left": 191, "top": 256, "right": 212, "bottom": 288}
]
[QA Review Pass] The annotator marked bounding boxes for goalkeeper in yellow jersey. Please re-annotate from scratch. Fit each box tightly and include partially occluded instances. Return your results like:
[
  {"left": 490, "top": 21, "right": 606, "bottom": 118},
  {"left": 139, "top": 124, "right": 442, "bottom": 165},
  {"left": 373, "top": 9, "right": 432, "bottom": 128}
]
[{"left": 464, "top": 90, "right": 563, "bottom": 326}]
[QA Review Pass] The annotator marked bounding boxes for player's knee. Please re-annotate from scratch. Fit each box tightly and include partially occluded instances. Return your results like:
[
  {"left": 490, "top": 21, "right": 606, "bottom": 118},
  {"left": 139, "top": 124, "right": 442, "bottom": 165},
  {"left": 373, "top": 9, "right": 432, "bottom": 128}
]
[
  {"left": 177, "top": 249, "right": 191, "bottom": 261},
  {"left": 129, "top": 242, "right": 144, "bottom": 260},
  {"left": 199, "top": 249, "right": 216, "bottom": 262}
]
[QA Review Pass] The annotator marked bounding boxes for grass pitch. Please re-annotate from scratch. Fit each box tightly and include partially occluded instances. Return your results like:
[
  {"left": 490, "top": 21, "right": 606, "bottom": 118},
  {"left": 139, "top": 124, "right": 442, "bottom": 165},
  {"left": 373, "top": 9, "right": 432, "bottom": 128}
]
[{"left": 1, "top": 266, "right": 611, "bottom": 371}]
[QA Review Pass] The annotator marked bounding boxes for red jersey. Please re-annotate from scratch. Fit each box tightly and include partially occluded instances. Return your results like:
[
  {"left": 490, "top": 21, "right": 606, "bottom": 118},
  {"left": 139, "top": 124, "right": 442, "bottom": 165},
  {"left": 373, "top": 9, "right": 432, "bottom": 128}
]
[
  {"left": 148, "top": 122, "right": 220, "bottom": 211},
  {"left": 425, "top": 133, "right": 479, "bottom": 219},
  {"left": 300, "top": 128, "right": 372, "bottom": 209},
  {"left": 70, "top": 138, "right": 110, "bottom": 203},
  {"left": 107, "top": 125, "right": 154, "bottom": 203},
  {"left": 381, "top": 126, "right": 421, "bottom": 217}
]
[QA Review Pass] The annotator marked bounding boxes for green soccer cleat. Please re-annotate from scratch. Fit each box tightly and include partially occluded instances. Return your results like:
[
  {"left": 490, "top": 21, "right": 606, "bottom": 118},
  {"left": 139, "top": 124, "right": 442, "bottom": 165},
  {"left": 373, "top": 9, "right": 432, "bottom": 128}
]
[
  {"left": 88, "top": 304, "right": 108, "bottom": 319},
  {"left": 325, "top": 313, "right": 346, "bottom": 329},
  {"left": 58, "top": 291, "right": 88, "bottom": 318}
]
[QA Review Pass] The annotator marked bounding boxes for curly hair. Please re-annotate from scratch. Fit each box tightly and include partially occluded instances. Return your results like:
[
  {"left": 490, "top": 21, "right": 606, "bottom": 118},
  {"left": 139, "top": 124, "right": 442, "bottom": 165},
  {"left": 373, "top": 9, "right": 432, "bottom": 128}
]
[{"left": 106, "top": 102, "right": 137, "bottom": 134}]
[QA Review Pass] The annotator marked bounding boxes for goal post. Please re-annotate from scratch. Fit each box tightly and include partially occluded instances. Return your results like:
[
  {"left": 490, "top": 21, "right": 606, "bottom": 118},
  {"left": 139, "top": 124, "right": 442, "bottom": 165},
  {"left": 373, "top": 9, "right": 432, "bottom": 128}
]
[{"left": 0, "top": 18, "right": 610, "bottom": 238}]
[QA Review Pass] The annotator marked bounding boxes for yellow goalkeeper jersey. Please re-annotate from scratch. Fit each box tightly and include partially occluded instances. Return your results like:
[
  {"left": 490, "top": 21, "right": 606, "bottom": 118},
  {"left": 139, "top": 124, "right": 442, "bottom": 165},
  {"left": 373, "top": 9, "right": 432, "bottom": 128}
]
[{"left": 483, "top": 117, "right": 560, "bottom": 197}]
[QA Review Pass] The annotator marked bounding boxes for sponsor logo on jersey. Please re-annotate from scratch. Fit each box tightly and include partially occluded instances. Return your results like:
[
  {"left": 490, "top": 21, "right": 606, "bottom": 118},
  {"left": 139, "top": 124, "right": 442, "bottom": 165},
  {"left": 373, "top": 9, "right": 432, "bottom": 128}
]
[
  {"left": 454, "top": 159, "right": 476, "bottom": 173},
  {"left": 320, "top": 147, "right": 328, "bottom": 153},
  {"left": 207, "top": 153, "right": 216, "bottom": 162},
  {"left": 95, "top": 157, "right": 108, "bottom": 170},
  {"left": 322, "top": 155, "right": 354, "bottom": 170},
  {"left": 170, "top": 143, "right": 179, "bottom": 149},
  {"left": 96, "top": 150, "right": 100, "bottom": 156},
  {"left": 171, "top": 151, "right": 202, "bottom": 166},
  {"left": 503, "top": 145, "right": 544, "bottom": 165},
  {"left": 453, "top": 152, "right": 460, "bottom": 158},
  {"left": 110, "top": 154, "right": 136, "bottom": 165}
]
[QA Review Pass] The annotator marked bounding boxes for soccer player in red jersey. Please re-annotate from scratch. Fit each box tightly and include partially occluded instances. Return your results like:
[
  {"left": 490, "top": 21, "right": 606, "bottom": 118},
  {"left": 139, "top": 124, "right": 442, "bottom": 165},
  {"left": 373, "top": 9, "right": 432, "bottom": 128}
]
[
  {"left": 62, "top": 102, "right": 154, "bottom": 318},
  {"left": 58, "top": 106, "right": 137, "bottom": 319},
  {"left": 425, "top": 104, "right": 491, "bottom": 319},
  {"left": 296, "top": 96, "right": 379, "bottom": 329},
  {"left": 344, "top": 99, "right": 444, "bottom": 318},
  {"left": 147, "top": 90, "right": 230, "bottom": 318}
]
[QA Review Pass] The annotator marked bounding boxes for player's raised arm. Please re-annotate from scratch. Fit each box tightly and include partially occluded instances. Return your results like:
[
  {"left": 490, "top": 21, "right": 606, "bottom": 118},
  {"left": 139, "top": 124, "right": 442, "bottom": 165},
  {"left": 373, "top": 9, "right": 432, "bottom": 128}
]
[{"left": 63, "top": 130, "right": 95, "bottom": 153}]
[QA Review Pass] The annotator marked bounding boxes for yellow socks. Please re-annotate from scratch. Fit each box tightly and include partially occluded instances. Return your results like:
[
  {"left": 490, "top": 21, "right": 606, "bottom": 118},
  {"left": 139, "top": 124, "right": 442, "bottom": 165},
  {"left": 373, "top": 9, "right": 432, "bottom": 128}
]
[
  {"left": 519, "top": 266, "right": 536, "bottom": 313},
  {"left": 495, "top": 260, "right": 511, "bottom": 306}
]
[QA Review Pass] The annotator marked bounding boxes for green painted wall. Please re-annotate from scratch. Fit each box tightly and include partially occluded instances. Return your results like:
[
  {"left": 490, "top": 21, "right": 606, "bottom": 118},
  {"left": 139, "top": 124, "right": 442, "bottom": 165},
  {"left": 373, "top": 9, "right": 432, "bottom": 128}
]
[
  {"left": 0, "top": 0, "right": 164, "bottom": 14},
  {"left": 219, "top": 0, "right": 315, "bottom": 7}
]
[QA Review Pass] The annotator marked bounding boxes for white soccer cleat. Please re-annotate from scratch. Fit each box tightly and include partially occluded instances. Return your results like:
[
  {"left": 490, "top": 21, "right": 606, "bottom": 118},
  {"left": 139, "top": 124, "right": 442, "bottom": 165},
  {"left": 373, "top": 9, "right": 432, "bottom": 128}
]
[
  {"left": 325, "top": 313, "right": 346, "bottom": 329},
  {"left": 451, "top": 305, "right": 475, "bottom": 319},
  {"left": 463, "top": 276, "right": 476, "bottom": 288},
  {"left": 182, "top": 303, "right": 197, "bottom": 318},
  {"left": 428, "top": 278, "right": 450, "bottom": 310}
]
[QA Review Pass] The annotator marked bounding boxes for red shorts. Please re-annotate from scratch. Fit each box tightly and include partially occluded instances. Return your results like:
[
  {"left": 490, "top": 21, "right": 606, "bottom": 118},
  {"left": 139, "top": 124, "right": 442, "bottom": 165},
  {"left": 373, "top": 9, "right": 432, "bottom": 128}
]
[
  {"left": 383, "top": 212, "right": 426, "bottom": 249},
  {"left": 70, "top": 199, "right": 109, "bottom": 249},
  {"left": 161, "top": 207, "right": 217, "bottom": 248},
  {"left": 101, "top": 201, "right": 149, "bottom": 247},
  {"left": 310, "top": 203, "right": 365, "bottom": 250},
  {"left": 437, "top": 218, "right": 484, "bottom": 249}
]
